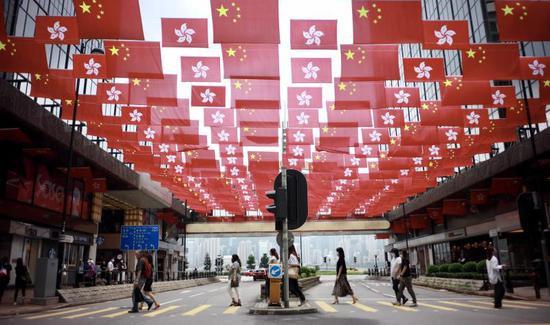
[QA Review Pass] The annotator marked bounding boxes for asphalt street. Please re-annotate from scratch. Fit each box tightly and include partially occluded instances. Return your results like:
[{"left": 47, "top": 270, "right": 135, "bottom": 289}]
[{"left": 4, "top": 276, "right": 550, "bottom": 325}]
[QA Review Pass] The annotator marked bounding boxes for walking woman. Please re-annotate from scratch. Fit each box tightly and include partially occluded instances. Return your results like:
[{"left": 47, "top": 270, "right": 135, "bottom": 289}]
[
  {"left": 13, "top": 258, "right": 29, "bottom": 305},
  {"left": 288, "top": 245, "right": 306, "bottom": 305},
  {"left": 332, "top": 247, "right": 358, "bottom": 304},
  {"left": 228, "top": 254, "right": 242, "bottom": 306},
  {"left": 393, "top": 251, "right": 417, "bottom": 307},
  {"left": 141, "top": 253, "right": 160, "bottom": 310},
  {"left": 265, "top": 248, "right": 279, "bottom": 301}
]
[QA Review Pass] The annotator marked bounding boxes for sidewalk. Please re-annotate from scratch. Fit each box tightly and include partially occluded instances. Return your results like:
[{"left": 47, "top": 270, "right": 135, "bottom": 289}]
[
  {"left": 0, "top": 288, "right": 70, "bottom": 318},
  {"left": 505, "top": 286, "right": 550, "bottom": 301}
]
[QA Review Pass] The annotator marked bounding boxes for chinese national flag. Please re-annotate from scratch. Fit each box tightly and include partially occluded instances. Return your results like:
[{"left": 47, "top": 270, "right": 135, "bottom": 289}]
[
  {"left": 461, "top": 43, "right": 521, "bottom": 80},
  {"left": 0, "top": 4, "right": 5, "bottom": 38},
  {"left": 401, "top": 124, "right": 439, "bottom": 145},
  {"left": 290, "top": 19, "right": 337, "bottom": 50},
  {"left": 372, "top": 109, "right": 404, "bottom": 128},
  {"left": 288, "top": 109, "right": 319, "bottom": 128},
  {"left": 442, "top": 199, "right": 468, "bottom": 216},
  {"left": 422, "top": 20, "right": 470, "bottom": 50},
  {"left": 410, "top": 214, "right": 430, "bottom": 229},
  {"left": 326, "top": 108, "right": 373, "bottom": 128},
  {"left": 519, "top": 57, "right": 550, "bottom": 80},
  {"left": 237, "top": 109, "right": 279, "bottom": 128},
  {"left": 128, "top": 75, "right": 178, "bottom": 106},
  {"left": 161, "top": 18, "right": 208, "bottom": 48},
  {"left": 221, "top": 44, "right": 279, "bottom": 79},
  {"left": 384, "top": 87, "right": 421, "bottom": 108},
  {"left": 204, "top": 108, "right": 235, "bottom": 127},
  {"left": 288, "top": 87, "right": 323, "bottom": 109},
  {"left": 490, "top": 177, "right": 522, "bottom": 195},
  {"left": 60, "top": 95, "right": 102, "bottom": 121},
  {"left": 88, "top": 178, "right": 107, "bottom": 193},
  {"left": 103, "top": 41, "right": 163, "bottom": 79},
  {"left": 96, "top": 83, "right": 129, "bottom": 104},
  {"left": 440, "top": 76, "right": 492, "bottom": 106},
  {"left": 352, "top": 0, "right": 423, "bottom": 44},
  {"left": 340, "top": 44, "right": 399, "bottom": 81},
  {"left": 291, "top": 58, "right": 332, "bottom": 83},
  {"left": 403, "top": 58, "right": 446, "bottom": 82},
  {"left": 540, "top": 80, "right": 550, "bottom": 104},
  {"left": 241, "top": 127, "right": 279, "bottom": 146},
  {"left": 334, "top": 79, "right": 386, "bottom": 109},
  {"left": 73, "top": 0, "right": 144, "bottom": 40},
  {"left": 181, "top": 56, "right": 220, "bottom": 82},
  {"left": 72, "top": 54, "right": 108, "bottom": 79},
  {"left": 427, "top": 207, "right": 444, "bottom": 224},
  {"left": 30, "top": 70, "right": 75, "bottom": 100},
  {"left": 34, "top": 16, "right": 80, "bottom": 44},
  {"left": 210, "top": 0, "right": 279, "bottom": 44},
  {"left": 191, "top": 86, "right": 226, "bottom": 107},
  {"left": 419, "top": 101, "right": 464, "bottom": 127},
  {"left": 495, "top": 0, "right": 550, "bottom": 41},
  {"left": 230, "top": 79, "right": 280, "bottom": 109},
  {"left": 0, "top": 37, "right": 48, "bottom": 74}
]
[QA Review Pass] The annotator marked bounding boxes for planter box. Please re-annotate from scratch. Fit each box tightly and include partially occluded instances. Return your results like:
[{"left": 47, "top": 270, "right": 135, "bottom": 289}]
[{"left": 413, "top": 276, "right": 485, "bottom": 292}]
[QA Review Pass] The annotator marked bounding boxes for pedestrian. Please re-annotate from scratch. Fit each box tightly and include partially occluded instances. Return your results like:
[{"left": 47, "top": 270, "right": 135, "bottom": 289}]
[
  {"left": 0, "top": 257, "right": 12, "bottom": 303},
  {"left": 288, "top": 245, "right": 306, "bottom": 306},
  {"left": 389, "top": 248, "right": 408, "bottom": 305},
  {"left": 228, "top": 254, "right": 242, "bottom": 306},
  {"left": 85, "top": 259, "right": 96, "bottom": 286},
  {"left": 265, "top": 248, "right": 279, "bottom": 301},
  {"left": 486, "top": 248, "right": 505, "bottom": 308},
  {"left": 332, "top": 247, "right": 358, "bottom": 304},
  {"left": 13, "top": 258, "right": 30, "bottom": 305},
  {"left": 393, "top": 251, "right": 417, "bottom": 307},
  {"left": 75, "top": 259, "right": 84, "bottom": 288},
  {"left": 141, "top": 253, "right": 160, "bottom": 310},
  {"left": 128, "top": 251, "right": 153, "bottom": 313},
  {"left": 107, "top": 258, "right": 115, "bottom": 285}
]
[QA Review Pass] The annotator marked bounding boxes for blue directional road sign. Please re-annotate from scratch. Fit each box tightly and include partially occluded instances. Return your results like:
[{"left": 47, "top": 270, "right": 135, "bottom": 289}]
[
  {"left": 268, "top": 264, "right": 283, "bottom": 279},
  {"left": 120, "top": 225, "right": 159, "bottom": 251}
]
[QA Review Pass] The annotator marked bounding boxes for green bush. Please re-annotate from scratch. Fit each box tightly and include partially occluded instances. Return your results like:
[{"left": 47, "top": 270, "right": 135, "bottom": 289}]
[
  {"left": 449, "top": 263, "right": 464, "bottom": 273},
  {"left": 429, "top": 272, "right": 485, "bottom": 280},
  {"left": 476, "top": 260, "right": 487, "bottom": 273},
  {"left": 463, "top": 261, "right": 477, "bottom": 273},
  {"left": 438, "top": 264, "right": 450, "bottom": 272},
  {"left": 427, "top": 265, "right": 440, "bottom": 274},
  {"left": 300, "top": 266, "right": 317, "bottom": 278}
]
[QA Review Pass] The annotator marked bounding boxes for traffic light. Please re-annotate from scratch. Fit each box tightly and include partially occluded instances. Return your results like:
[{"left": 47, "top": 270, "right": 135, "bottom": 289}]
[
  {"left": 266, "top": 187, "right": 287, "bottom": 220},
  {"left": 273, "top": 169, "right": 308, "bottom": 231},
  {"left": 354, "top": 256, "right": 357, "bottom": 263},
  {"left": 517, "top": 191, "right": 547, "bottom": 236},
  {"left": 323, "top": 256, "right": 327, "bottom": 263}
]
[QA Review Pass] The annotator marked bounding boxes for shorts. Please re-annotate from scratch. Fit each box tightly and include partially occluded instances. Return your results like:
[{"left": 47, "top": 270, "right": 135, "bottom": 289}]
[{"left": 143, "top": 278, "right": 153, "bottom": 292}]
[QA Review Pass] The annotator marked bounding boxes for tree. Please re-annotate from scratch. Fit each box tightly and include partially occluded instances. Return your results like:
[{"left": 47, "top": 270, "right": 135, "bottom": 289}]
[
  {"left": 246, "top": 254, "right": 256, "bottom": 270},
  {"left": 215, "top": 255, "right": 224, "bottom": 273},
  {"left": 204, "top": 253, "right": 212, "bottom": 271},
  {"left": 259, "top": 253, "right": 269, "bottom": 268}
]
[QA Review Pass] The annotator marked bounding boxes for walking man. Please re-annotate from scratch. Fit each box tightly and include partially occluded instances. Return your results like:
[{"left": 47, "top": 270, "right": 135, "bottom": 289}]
[
  {"left": 389, "top": 248, "right": 408, "bottom": 305},
  {"left": 486, "top": 248, "right": 505, "bottom": 308},
  {"left": 129, "top": 251, "right": 153, "bottom": 313},
  {"left": 393, "top": 251, "right": 417, "bottom": 307}
]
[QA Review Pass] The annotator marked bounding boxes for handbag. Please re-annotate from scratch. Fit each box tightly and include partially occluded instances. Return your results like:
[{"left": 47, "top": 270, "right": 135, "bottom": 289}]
[
  {"left": 288, "top": 266, "right": 300, "bottom": 279},
  {"left": 230, "top": 278, "right": 239, "bottom": 287}
]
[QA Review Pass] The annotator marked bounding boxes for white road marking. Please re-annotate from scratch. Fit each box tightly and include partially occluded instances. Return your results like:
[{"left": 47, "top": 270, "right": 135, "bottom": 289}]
[
  {"left": 162, "top": 298, "right": 183, "bottom": 305},
  {"left": 180, "top": 290, "right": 191, "bottom": 294},
  {"left": 190, "top": 292, "right": 204, "bottom": 298}
]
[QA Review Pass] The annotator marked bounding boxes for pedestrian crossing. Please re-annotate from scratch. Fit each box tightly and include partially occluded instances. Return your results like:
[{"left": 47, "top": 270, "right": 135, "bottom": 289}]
[{"left": 20, "top": 299, "right": 550, "bottom": 321}]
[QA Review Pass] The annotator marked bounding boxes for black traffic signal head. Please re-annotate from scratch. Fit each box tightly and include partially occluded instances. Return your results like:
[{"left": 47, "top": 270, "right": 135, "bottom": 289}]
[
  {"left": 274, "top": 169, "right": 308, "bottom": 230},
  {"left": 266, "top": 187, "right": 287, "bottom": 220}
]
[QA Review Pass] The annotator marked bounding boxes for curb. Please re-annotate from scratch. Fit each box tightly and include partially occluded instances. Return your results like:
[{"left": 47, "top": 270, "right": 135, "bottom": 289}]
[{"left": 248, "top": 304, "right": 318, "bottom": 315}]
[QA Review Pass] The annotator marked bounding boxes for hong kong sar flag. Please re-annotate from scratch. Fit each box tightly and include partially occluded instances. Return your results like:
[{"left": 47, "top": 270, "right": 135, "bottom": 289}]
[
  {"left": 290, "top": 19, "right": 337, "bottom": 50},
  {"left": 191, "top": 86, "right": 226, "bottom": 107},
  {"left": 461, "top": 43, "right": 521, "bottom": 80},
  {"left": 422, "top": 20, "right": 470, "bottom": 50},
  {"left": 161, "top": 18, "right": 208, "bottom": 48},
  {"left": 519, "top": 57, "right": 550, "bottom": 80},
  {"left": 403, "top": 58, "right": 446, "bottom": 82},
  {"left": 72, "top": 54, "right": 108, "bottom": 79},
  {"left": 181, "top": 57, "right": 220, "bottom": 82},
  {"left": 34, "top": 16, "right": 80, "bottom": 45},
  {"left": 291, "top": 58, "right": 332, "bottom": 83},
  {"left": 287, "top": 87, "right": 323, "bottom": 109}
]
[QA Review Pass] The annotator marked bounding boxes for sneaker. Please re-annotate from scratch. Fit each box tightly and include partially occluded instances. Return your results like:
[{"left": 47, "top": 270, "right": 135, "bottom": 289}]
[
  {"left": 409, "top": 303, "right": 417, "bottom": 307},
  {"left": 154, "top": 304, "right": 161, "bottom": 310},
  {"left": 147, "top": 302, "right": 153, "bottom": 311},
  {"left": 402, "top": 297, "right": 408, "bottom": 305},
  {"left": 128, "top": 309, "right": 139, "bottom": 313}
]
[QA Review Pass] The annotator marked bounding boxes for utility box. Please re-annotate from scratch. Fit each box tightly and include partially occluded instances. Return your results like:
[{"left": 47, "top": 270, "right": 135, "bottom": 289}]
[{"left": 33, "top": 257, "right": 58, "bottom": 298}]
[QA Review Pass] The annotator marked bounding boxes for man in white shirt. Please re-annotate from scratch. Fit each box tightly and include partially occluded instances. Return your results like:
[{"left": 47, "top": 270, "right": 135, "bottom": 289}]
[
  {"left": 485, "top": 249, "right": 505, "bottom": 308},
  {"left": 389, "top": 248, "right": 408, "bottom": 305},
  {"left": 107, "top": 259, "right": 115, "bottom": 285}
]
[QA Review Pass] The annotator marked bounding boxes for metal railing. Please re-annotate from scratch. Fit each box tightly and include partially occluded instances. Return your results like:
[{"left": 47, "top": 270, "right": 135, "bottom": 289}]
[{"left": 74, "top": 270, "right": 217, "bottom": 287}]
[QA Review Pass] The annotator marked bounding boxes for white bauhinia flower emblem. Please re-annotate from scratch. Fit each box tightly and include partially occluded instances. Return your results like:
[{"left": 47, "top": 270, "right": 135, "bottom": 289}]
[
  {"left": 175, "top": 23, "right": 196, "bottom": 44},
  {"left": 303, "top": 25, "right": 324, "bottom": 46},
  {"left": 296, "top": 111, "right": 310, "bottom": 125},
  {"left": 344, "top": 168, "right": 353, "bottom": 177},
  {"left": 466, "top": 111, "right": 480, "bottom": 125},
  {"left": 200, "top": 88, "right": 216, "bottom": 103},
  {"left": 230, "top": 167, "right": 239, "bottom": 176},
  {"left": 327, "top": 197, "right": 334, "bottom": 203},
  {"left": 159, "top": 143, "right": 169, "bottom": 153},
  {"left": 166, "top": 155, "right": 176, "bottom": 163},
  {"left": 381, "top": 112, "right": 396, "bottom": 125},
  {"left": 293, "top": 131, "right": 305, "bottom": 142},
  {"left": 297, "top": 90, "right": 312, "bottom": 106},
  {"left": 187, "top": 176, "right": 195, "bottom": 182},
  {"left": 414, "top": 61, "right": 433, "bottom": 79},
  {"left": 174, "top": 165, "right": 184, "bottom": 174},
  {"left": 243, "top": 195, "right": 251, "bottom": 201},
  {"left": 350, "top": 157, "right": 361, "bottom": 166},
  {"left": 225, "top": 144, "right": 236, "bottom": 155},
  {"left": 428, "top": 145, "right": 440, "bottom": 156},
  {"left": 336, "top": 185, "right": 343, "bottom": 191},
  {"left": 492, "top": 90, "right": 506, "bottom": 105},
  {"left": 361, "top": 145, "right": 373, "bottom": 155},
  {"left": 217, "top": 130, "right": 230, "bottom": 142},
  {"left": 129, "top": 109, "right": 143, "bottom": 122},
  {"left": 191, "top": 60, "right": 209, "bottom": 79},
  {"left": 340, "top": 180, "right": 347, "bottom": 185},
  {"left": 211, "top": 110, "right": 225, "bottom": 124},
  {"left": 445, "top": 129, "right": 458, "bottom": 141},
  {"left": 84, "top": 58, "right": 101, "bottom": 76},
  {"left": 292, "top": 146, "right": 304, "bottom": 157},
  {"left": 106, "top": 86, "right": 122, "bottom": 102},
  {"left": 528, "top": 59, "right": 546, "bottom": 76},
  {"left": 237, "top": 178, "right": 245, "bottom": 184},
  {"left": 413, "top": 157, "right": 423, "bottom": 165},
  {"left": 48, "top": 21, "right": 67, "bottom": 40},
  {"left": 434, "top": 25, "right": 456, "bottom": 46},
  {"left": 394, "top": 90, "right": 411, "bottom": 104},
  {"left": 400, "top": 169, "right": 409, "bottom": 176},
  {"left": 391, "top": 179, "right": 399, "bottom": 184},
  {"left": 302, "top": 61, "right": 320, "bottom": 80},
  {"left": 288, "top": 158, "right": 298, "bottom": 166},
  {"left": 227, "top": 157, "right": 237, "bottom": 165},
  {"left": 369, "top": 130, "right": 382, "bottom": 142},
  {"left": 144, "top": 127, "right": 155, "bottom": 139}
]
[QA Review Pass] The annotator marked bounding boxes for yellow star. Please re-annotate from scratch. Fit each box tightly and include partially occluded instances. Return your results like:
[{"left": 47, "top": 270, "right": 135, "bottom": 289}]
[
  {"left": 322, "top": 126, "right": 329, "bottom": 133},
  {"left": 403, "top": 125, "right": 410, "bottom": 131},
  {"left": 132, "top": 78, "right": 141, "bottom": 86},
  {"left": 233, "top": 80, "right": 242, "bottom": 89},
  {"left": 217, "top": 4, "right": 229, "bottom": 17},
  {"left": 250, "top": 154, "right": 256, "bottom": 160},
  {"left": 466, "top": 48, "right": 476, "bottom": 58},
  {"left": 34, "top": 74, "right": 41, "bottom": 80},
  {"left": 380, "top": 153, "right": 386, "bottom": 158},
  {"left": 443, "top": 79, "right": 453, "bottom": 87},
  {"left": 226, "top": 47, "right": 236, "bottom": 57},
  {"left": 80, "top": 1, "right": 91, "bottom": 13},
  {"left": 421, "top": 103, "right": 429, "bottom": 110},
  {"left": 357, "top": 5, "right": 369, "bottom": 18},
  {"left": 344, "top": 49, "right": 355, "bottom": 60},
  {"left": 243, "top": 127, "right": 249, "bottom": 132},
  {"left": 501, "top": 5, "right": 514, "bottom": 16},
  {"left": 338, "top": 82, "right": 347, "bottom": 91},
  {"left": 390, "top": 138, "right": 396, "bottom": 145},
  {"left": 109, "top": 45, "right": 120, "bottom": 56},
  {"left": 543, "top": 80, "right": 550, "bottom": 87},
  {"left": 0, "top": 41, "right": 6, "bottom": 51}
]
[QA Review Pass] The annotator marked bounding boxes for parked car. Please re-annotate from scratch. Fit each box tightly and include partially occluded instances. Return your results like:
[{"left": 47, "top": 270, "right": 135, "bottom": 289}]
[
  {"left": 252, "top": 268, "right": 267, "bottom": 281},
  {"left": 242, "top": 269, "right": 254, "bottom": 277}
]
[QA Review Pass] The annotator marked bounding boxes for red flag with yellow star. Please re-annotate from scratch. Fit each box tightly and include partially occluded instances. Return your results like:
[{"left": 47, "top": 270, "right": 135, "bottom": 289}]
[
  {"left": 442, "top": 199, "right": 467, "bottom": 216},
  {"left": 0, "top": 36, "right": 48, "bottom": 73},
  {"left": 419, "top": 101, "right": 464, "bottom": 127},
  {"left": 151, "top": 100, "right": 191, "bottom": 127},
  {"left": 103, "top": 40, "right": 163, "bottom": 79},
  {"left": 352, "top": 0, "right": 423, "bottom": 44},
  {"left": 191, "top": 85, "right": 226, "bottom": 107},
  {"left": 291, "top": 58, "right": 332, "bottom": 83},
  {"left": 400, "top": 124, "right": 439, "bottom": 145},
  {"left": 210, "top": 0, "right": 279, "bottom": 43},
  {"left": 237, "top": 108, "right": 279, "bottom": 128},
  {"left": 72, "top": 54, "right": 108, "bottom": 79},
  {"left": 73, "top": 0, "right": 144, "bottom": 40},
  {"left": 181, "top": 56, "right": 221, "bottom": 82},
  {"left": 34, "top": 16, "right": 80, "bottom": 44},
  {"left": 495, "top": 0, "right": 550, "bottom": 41},
  {"left": 161, "top": 18, "right": 208, "bottom": 48},
  {"left": 290, "top": 19, "right": 337, "bottom": 50},
  {"left": 221, "top": 44, "right": 279, "bottom": 79},
  {"left": 461, "top": 43, "right": 520, "bottom": 80},
  {"left": 340, "top": 44, "right": 399, "bottom": 81},
  {"left": 440, "top": 76, "right": 492, "bottom": 106},
  {"left": 127, "top": 74, "right": 178, "bottom": 106},
  {"left": 30, "top": 69, "right": 75, "bottom": 100},
  {"left": 403, "top": 58, "right": 446, "bottom": 82},
  {"left": 540, "top": 80, "right": 550, "bottom": 104},
  {"left": 326, "top": 108, "right": 373, "bottom": 128},
  {"left": 421, "top": 20, "right": 470, "bottom": 50},
  {"left": 230, "top": 79, "right": 280, "bottom": 109},
  {"left": 334, "top": 79, "right": 386, "bottom": 109}
]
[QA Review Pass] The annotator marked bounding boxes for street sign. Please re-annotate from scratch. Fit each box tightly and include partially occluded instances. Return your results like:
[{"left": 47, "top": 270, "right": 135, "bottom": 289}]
[
  {"left": 268, "top": 264, "right": 283, "bottom": 279},
  {"left": 276, "top": 231, "right": 294, "bottom": 247},
  {"left": 120, "top": 225, "right": 159, "bottom": 251}
]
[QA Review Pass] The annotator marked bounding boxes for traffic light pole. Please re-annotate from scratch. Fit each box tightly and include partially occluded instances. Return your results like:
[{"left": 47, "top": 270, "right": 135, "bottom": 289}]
[{"left": 281, "top": 167, "right": 290, "bottom": 308}]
